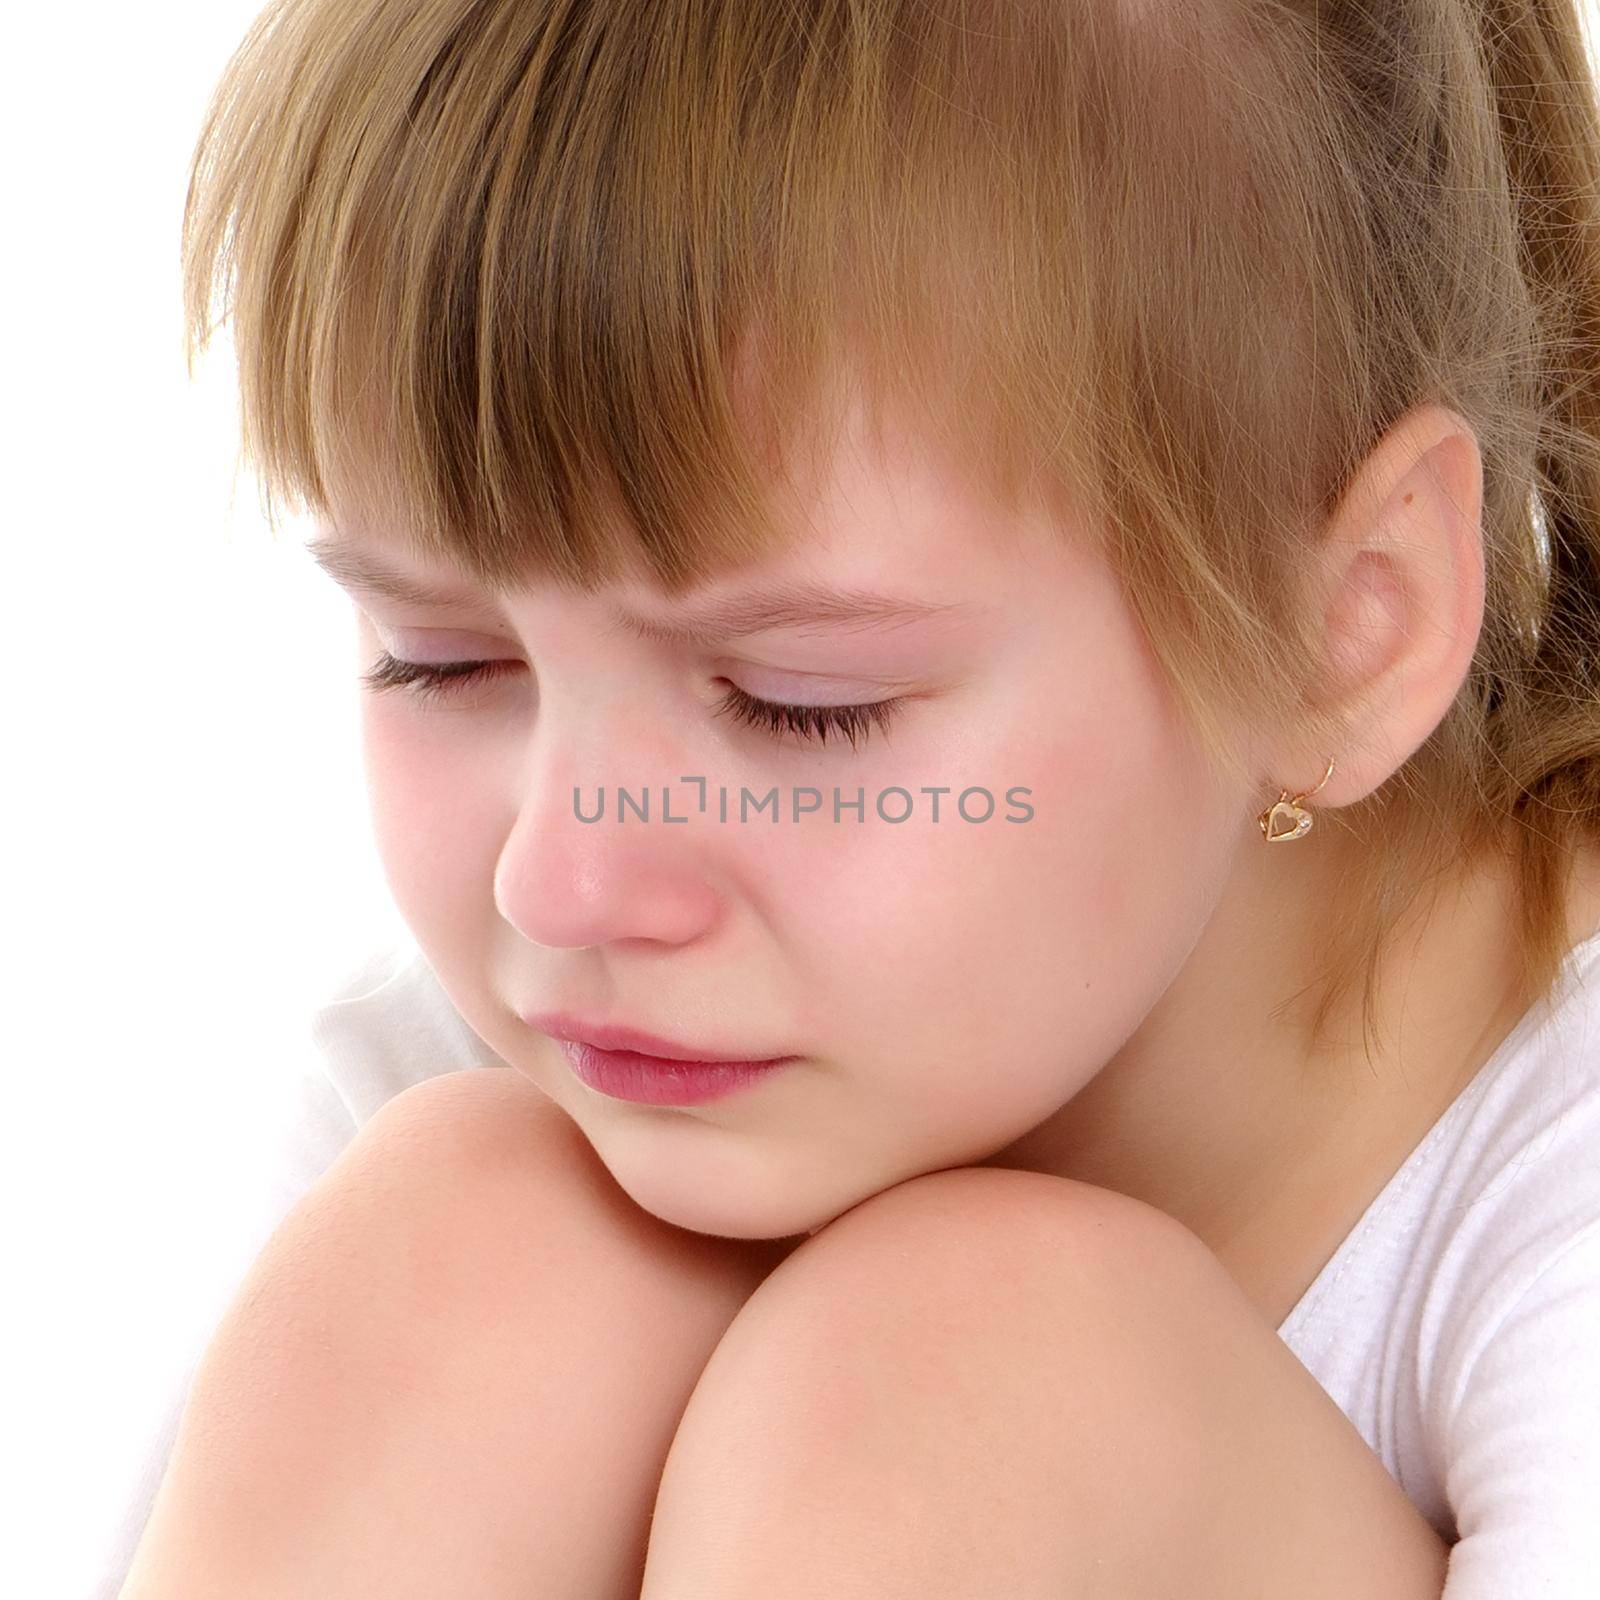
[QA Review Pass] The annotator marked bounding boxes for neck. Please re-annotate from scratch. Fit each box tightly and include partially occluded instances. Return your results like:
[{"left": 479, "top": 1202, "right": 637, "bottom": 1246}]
[{"left": 978, "top": 824, "right": 1551, "bottom": 1303}]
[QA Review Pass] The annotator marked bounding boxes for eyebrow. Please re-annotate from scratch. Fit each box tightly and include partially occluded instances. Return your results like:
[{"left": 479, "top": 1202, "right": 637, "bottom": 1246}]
[
  {"left": 306, "top": 533, "right": 974, "bottom": 643},
  {"left": 306, "top": 534, "right": 504, "bottom": 614},
  {"left": 605, "top": 582, "right": 971, "bottom": 645}
]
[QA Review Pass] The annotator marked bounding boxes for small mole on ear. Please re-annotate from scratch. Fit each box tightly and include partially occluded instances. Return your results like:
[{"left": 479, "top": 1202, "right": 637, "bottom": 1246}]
[{"left": 1402, "top": 492, "right": 1414, "bottom": 505}]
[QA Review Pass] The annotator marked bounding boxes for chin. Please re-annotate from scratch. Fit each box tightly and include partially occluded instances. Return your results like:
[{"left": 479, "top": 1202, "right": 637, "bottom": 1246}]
[
  {"left": 599, "top": 1159, "right": 843, "bottom": 1244},
  {"left": 650, "top": 1193, "right": 824, "bottom": 1244}
]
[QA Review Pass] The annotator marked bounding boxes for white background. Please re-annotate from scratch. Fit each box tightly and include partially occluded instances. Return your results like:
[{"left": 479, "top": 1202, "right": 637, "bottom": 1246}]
[
  {"left": 6, "top": 5, "right": 407, "bottom": 1594},
  {"left": 10, "top": 3, "right": 1600, "bottom": 1597}
]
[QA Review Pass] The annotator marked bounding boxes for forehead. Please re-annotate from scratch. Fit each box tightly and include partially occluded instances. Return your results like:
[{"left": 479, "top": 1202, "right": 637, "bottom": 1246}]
[{"left": 319, "top": 374, "right": 1074, "bottom": 611}]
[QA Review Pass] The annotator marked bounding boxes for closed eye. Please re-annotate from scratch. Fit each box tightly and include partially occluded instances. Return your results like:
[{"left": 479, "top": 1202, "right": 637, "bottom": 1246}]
[
  {"left": 712, "top": 681, "right": 902, "bottom": 750},
  {"left": 358, "top": 653, "right": 904, "bottom": 750}
]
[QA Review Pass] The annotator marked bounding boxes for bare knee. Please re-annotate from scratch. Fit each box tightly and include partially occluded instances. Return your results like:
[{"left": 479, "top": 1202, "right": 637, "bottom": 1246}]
[
  {"left": 125, "top": 1067, "right": 791, "bottom": 1598},
  {"left": 316, "top": 1065, "right": 792, "bottom": 1325}
]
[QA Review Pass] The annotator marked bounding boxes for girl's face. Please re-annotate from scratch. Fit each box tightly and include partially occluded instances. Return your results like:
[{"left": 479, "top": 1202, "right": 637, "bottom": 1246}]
[{"left": 325, "top": 392, "right": 1261, "bottom": 1240}]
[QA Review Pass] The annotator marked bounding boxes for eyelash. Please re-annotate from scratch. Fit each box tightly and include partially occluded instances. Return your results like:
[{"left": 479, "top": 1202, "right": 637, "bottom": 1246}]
[{"left": 357, "top": 652, "right": 903, "bottom": 750}]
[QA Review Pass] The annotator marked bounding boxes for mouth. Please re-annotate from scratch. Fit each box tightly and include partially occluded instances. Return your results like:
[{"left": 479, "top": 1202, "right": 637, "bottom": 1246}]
[
  {"left": 521, "top": 1011, "right": 802, "bottom": 1106},
  {"left": 521, "top": 1010, "right": 797, "bottom": 1064}
]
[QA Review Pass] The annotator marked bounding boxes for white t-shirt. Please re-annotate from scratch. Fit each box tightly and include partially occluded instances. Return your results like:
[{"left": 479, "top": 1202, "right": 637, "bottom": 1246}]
[
  {"left": 1277, "top": 924, "right": 1600, "bottom": 1595},
  {"left": 90, "top": 931, "right": 1600, "bottom": 1597}
]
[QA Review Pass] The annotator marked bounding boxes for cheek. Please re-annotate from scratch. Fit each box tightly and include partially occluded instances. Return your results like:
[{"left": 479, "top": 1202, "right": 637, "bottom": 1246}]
[
  {"left": 803, "top": 601, "right": 1236, "bottom": 1139},
  {"left": 360, "top": 701, "right": 507, "bottom": 945}
]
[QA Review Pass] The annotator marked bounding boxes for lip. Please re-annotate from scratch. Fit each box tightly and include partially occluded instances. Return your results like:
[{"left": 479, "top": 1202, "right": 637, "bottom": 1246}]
[
  {"left": 522, "top": 1010, "right": 802, "bottom": 1107},
  {"left": 522, "top": 1010, "right": 795, "bottom": 1065}
]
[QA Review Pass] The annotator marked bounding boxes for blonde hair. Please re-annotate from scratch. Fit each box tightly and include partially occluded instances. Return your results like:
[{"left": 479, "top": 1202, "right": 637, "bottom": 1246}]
[{"left": 182, "top": 0, "right": 1600, "bottom": 1051}]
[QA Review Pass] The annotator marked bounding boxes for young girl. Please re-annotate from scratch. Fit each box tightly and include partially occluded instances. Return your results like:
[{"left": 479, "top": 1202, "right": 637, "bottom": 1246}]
[{"left": 113, "top": 0, "right": 1600, "bottom": 1594}]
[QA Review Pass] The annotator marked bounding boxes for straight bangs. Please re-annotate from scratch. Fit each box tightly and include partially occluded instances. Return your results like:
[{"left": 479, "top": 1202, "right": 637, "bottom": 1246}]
[
  {"left": 181, "top": 0, "right": 1350, "bottom": 778},
  {"left": 183, "top": 0, "right": 1600, "bottom": 1046}
]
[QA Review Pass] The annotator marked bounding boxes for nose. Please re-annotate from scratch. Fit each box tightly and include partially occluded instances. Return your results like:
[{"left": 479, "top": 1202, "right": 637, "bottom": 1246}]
[{"left": 492, "top": 741, "right": 725, "bottom": 952}]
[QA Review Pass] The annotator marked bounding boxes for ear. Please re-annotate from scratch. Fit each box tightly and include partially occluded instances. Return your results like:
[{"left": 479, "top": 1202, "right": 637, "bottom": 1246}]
[{"left": 1272, "top": 402, "right": 1486, "bottom": 808}]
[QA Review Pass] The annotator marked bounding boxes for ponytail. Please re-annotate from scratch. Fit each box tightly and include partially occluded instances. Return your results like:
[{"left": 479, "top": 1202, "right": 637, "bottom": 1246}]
[{"left": 1473, "top": 0, "right": 1600, "bottom": 982}]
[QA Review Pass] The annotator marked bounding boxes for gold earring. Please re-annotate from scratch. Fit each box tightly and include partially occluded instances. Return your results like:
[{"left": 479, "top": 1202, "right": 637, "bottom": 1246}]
[{"left": 1257, "top": 756, "right": 1336, "bottom": 843}]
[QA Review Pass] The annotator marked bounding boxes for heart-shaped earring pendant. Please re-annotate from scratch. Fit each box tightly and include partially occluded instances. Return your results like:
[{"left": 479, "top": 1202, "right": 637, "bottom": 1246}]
[{"left": 1259, "top": 798, "right": 1314, "bottom": 842}]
